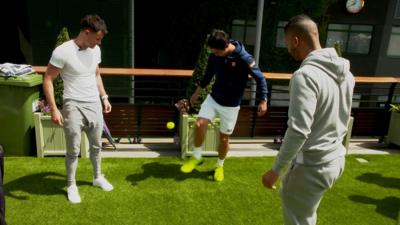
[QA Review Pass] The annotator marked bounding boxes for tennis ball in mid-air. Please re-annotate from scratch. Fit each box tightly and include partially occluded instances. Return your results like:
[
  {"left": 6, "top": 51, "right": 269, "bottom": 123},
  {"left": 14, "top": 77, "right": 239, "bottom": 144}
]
[{"left": 166, "top": 121, "right": 175, "bottom": 129}]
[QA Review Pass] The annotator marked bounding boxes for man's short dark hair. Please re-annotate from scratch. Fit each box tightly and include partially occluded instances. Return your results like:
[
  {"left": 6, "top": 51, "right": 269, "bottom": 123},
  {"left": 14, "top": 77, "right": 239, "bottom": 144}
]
[
  {"left": 284, "top": 14, "right": 312, "bottom": 35},
  {"left": 207, "top": 29, "right": 229, "bottom": 50},
  {"left": 80, "top": 14, "right": 108, "bottom": 34}
]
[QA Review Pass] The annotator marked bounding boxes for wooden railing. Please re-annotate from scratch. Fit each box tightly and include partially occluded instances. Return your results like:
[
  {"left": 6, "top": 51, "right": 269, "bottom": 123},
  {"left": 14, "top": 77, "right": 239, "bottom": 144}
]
[
  {"left": 33, "top": 66, "right": 400, "bottom": 141},
  {"left": 33, "top": 66, "right": 400, "bottom": 82}
]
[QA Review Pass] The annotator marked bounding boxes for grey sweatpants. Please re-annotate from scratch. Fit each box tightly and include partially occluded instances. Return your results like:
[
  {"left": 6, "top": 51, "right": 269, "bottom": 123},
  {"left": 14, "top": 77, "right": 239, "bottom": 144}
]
[
  {"left": 280, "top": 156, "right": 345, "bottom": 225},
  {"left": 62, "top": 99, "right": 103, "bottom": 186}
]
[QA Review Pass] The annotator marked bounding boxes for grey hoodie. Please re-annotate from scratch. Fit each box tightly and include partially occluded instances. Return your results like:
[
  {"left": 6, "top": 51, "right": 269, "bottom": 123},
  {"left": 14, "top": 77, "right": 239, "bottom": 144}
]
[{"left": 272, "top": 48, "right": 355, "bottom": 174}]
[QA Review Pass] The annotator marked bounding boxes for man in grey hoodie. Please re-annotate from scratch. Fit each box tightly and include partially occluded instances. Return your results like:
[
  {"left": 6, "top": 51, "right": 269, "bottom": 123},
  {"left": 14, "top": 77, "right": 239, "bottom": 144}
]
[{"left": 262, "top": 15, "right": 354, "bottom": 225}]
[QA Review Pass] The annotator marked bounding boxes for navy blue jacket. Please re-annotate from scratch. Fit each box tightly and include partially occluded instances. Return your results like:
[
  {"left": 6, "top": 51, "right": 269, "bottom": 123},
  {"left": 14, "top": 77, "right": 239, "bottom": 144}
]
[{"left": 199, "top": 40, "right": 268, "bottom": 107}]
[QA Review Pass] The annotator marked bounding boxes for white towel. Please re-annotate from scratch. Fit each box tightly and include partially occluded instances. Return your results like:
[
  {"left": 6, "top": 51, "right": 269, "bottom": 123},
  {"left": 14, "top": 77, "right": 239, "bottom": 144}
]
[{"left": 0, "top": 63, "right": 35, "bottom": 77}]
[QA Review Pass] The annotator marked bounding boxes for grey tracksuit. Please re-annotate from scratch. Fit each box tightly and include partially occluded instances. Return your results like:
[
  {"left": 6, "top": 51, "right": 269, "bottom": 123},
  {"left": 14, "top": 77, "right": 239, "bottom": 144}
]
[{"left": 272, "top": 48, "right": 355, "bottom": 225}]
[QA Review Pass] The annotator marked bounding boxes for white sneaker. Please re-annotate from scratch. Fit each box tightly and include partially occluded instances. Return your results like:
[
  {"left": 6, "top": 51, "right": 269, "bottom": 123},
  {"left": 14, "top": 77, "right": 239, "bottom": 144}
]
[
  {"left": 67, "top": 185, "right": 81, "bottom": 204},
  {"left": 93, "top": 175, "right": 114, "bottom": 191}
]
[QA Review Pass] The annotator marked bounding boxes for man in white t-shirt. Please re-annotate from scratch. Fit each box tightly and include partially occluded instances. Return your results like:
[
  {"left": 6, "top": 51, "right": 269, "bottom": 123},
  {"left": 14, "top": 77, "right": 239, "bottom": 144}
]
[{"left": 43, "top": 14, "right": 113, "bottom": 204}]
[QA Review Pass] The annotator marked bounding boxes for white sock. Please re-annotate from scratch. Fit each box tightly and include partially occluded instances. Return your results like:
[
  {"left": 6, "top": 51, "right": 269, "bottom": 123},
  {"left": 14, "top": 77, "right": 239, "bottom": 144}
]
[
  {"left": 216, "top": 158, "right": 225, "bottom": 167},
  {"left": 192, "top": 147, "right": 202, "bottom": 160}
]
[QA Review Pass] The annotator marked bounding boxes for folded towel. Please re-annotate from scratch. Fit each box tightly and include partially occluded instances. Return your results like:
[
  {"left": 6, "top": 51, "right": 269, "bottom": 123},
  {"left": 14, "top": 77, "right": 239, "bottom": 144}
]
[{"left": 0, "top": 63, "right": 35, "bottom": 77}]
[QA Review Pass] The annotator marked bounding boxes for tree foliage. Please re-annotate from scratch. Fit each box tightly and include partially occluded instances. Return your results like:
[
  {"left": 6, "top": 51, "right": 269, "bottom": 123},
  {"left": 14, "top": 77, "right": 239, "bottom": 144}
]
[
  {"left": 53, "top": 27, "right": 70, "bottom": 109},
  {"left": 334, "top": 41, "right": 342, "bottom": 57},
  {"left": 186, "top": 34, "right": 215, "bottom": 113}
]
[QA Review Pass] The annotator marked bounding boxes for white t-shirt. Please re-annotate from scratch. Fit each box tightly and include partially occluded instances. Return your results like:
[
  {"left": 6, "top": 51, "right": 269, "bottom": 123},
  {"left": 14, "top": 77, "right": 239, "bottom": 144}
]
[{"left": 49, "top": 40, "right": 101, "bottom": 102}]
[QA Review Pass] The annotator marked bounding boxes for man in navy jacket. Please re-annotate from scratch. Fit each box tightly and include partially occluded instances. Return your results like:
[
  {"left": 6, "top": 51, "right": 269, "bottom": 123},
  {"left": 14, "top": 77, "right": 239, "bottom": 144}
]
[{"left": 181, "top": 29, "right": 269, "bottom": 181}]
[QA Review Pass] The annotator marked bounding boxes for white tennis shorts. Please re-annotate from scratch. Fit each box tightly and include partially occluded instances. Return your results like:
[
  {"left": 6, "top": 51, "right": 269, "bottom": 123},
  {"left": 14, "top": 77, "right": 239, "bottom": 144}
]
[{"left": 198, "top": 95, "right": 240, "bottom": 135}]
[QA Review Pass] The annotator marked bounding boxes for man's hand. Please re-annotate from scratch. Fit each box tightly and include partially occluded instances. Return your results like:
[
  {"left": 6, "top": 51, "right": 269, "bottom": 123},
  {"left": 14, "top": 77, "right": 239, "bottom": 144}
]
[
  {"left": 103, "top": 99, "right": 112, "bottom": 113},
  {"left": 190, "top": 86, "right": 202, "bottom": 107},
  {"left": 257, "top": 100, "right": 268, "bottom": 117},
  {"left": 262, "top": 169, "right": 279, "bottom": 190},
  {"left": 51, "top": 109, "right": 64, "bottom": 127}
]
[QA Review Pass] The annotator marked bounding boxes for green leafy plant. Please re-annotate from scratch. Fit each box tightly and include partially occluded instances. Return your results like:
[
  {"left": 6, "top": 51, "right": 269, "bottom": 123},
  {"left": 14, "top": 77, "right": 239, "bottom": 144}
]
[
  {"left": 334, "top": 41, "right": 342, "bottom": 57},
  {"left": 53, "top": 27, "right": 70, "bottom": 109},
  {"left": 389, "top": 104, "right": 400, "bottom": 113},
  {"left": 186, "top": 33, "right": 214, "bottom": 114}
]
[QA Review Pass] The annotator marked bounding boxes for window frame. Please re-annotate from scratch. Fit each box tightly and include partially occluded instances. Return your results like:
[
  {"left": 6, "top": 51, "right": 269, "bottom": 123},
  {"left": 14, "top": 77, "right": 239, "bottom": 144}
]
[
  {"left": 275, "top": 21, "right": 288, "bottom": 48},
  {"left": 395, "top": 0, "right": 400, "bottom": 19},
  {"left": 231, "top": 19, "right": 257, "bottom": 52},
  {"left": 326, "top": 23, "right": 374, "bottom": 55},
  {"left": 386, "top": 26, "right": 400, "bottom": 58}
]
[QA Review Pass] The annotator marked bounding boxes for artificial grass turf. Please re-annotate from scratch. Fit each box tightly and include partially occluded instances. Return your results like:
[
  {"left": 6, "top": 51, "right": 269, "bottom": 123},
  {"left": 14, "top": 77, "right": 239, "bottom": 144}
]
[{"left": 4, "top": 154, "right": 400, "bottom": 225}]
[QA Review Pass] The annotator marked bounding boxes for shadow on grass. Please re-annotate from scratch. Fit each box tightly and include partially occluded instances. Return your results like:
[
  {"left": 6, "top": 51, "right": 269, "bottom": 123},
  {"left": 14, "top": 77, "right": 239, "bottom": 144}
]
[
  {"left": 349, "top": 195, "right": 400, "bottom": 221},
  {"left": 143, "top": 143, "right": 179, "bottom": 151},
  {"left": 262, "top": 142, "right": 280, "bottom": 151},
  {"left": 126, "top": 162, "right": 213, "bottom": 185},
  {"left": 354, "top": 141, "right": 391, "bottom": 150},
  {"left": 356, "top": 172, "right": 400, "bottom": 190},
  {"left": 4, "top": 172, "right": 91, "bottom": 200}
]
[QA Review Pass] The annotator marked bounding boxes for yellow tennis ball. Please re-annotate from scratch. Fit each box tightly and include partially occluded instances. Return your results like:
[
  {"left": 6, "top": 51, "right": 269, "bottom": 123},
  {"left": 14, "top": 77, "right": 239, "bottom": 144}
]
[{"left": 166, "top": 121, "right": 175, "bottom": 129}]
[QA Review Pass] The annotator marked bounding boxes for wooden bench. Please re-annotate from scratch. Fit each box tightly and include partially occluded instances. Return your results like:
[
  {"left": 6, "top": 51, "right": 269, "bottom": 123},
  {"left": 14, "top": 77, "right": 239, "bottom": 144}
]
[
  {"left": 231, "top": 106, "right": 288, "bottom": 137},
  {"left": 103, "top": 104, "right": 177, "bottom": 143},
  {"left": 103, "top": 104, "right": 138, "bottom": 143},
  {"left": 351, "top": 108, "right": 388, "bottom": 136}
]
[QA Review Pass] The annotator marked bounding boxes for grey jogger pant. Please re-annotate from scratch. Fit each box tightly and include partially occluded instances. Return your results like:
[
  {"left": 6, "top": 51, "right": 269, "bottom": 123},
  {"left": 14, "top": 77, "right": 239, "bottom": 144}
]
[
  {"left": 280, "top": 156, "right": 345, "bottom": 225},
  {"left": 62, "top": 99, "right": 103, "bottom": 186}
]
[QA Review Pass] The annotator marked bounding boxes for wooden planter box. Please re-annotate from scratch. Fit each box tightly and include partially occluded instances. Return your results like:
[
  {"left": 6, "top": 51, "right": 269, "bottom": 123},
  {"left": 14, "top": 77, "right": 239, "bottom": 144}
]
[
  {"left": 179, "top": 113, "right": 220, "bottom": 158},
  {"left": 387, "top": 112, "right": 400, "bottom": 146},
  {"left": 33, "top": 113, "right": 89, "bottom": 158}
]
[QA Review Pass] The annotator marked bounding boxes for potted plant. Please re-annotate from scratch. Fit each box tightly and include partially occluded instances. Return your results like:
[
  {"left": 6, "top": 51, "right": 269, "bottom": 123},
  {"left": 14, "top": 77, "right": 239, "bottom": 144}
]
[
  {"left": 34, "top": 27, "right": 89, "bottom": 158},
  {"left": 387, "top": 103, "right": 400, "bottom": 146},
  {"left": 177, "top": 34, "right": 220, "bottom": 158}
]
